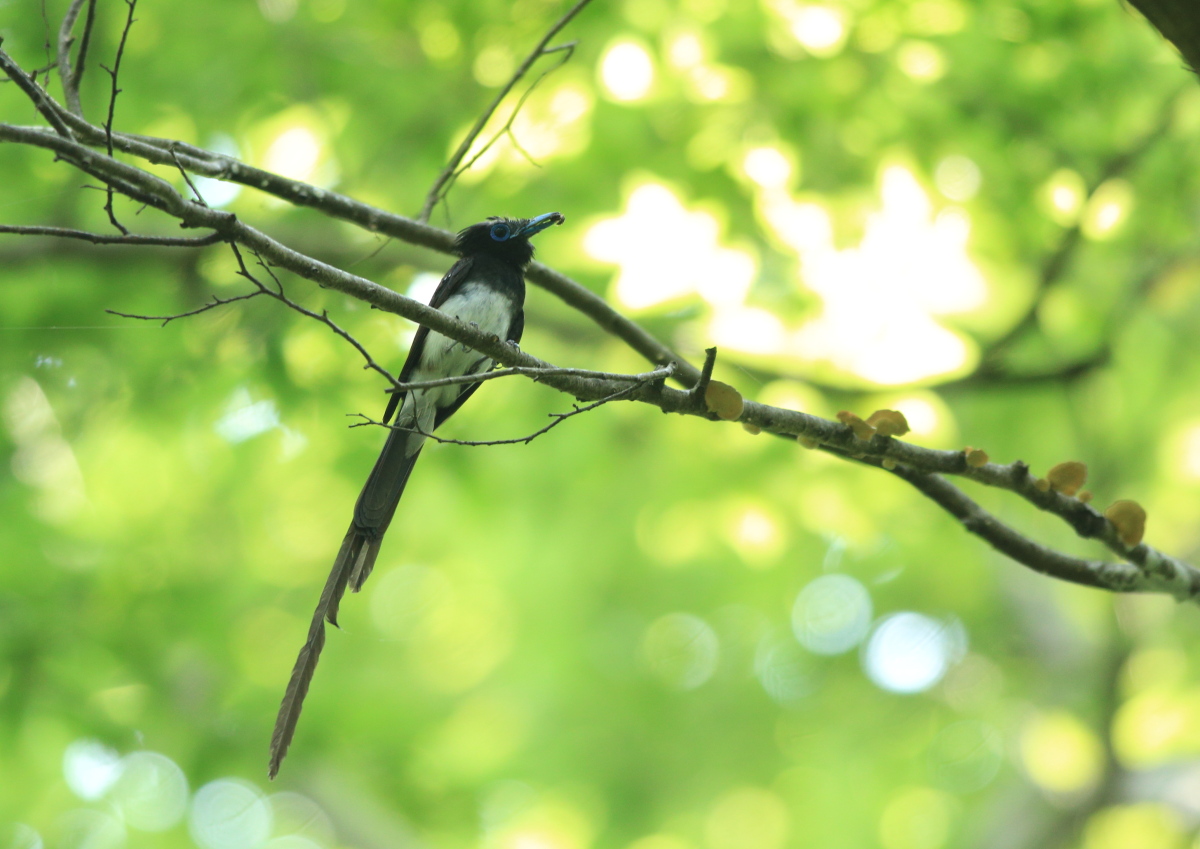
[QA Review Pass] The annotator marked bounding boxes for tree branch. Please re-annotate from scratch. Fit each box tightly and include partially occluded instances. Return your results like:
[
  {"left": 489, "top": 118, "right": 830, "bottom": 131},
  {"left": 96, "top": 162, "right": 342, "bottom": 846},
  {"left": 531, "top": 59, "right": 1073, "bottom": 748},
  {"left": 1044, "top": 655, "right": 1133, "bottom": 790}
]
[
  {"left": 1, "top": 43, "right": 1196, "bottom": 607},
  {"left": 981, "top": 90, "right": 1181, "bottom": 364},
  {"left": 56, "top": 0, "right": 98, "bottom": 116},
  {"left": 416, "top": 0, "right": 595, "bottom": 222}
]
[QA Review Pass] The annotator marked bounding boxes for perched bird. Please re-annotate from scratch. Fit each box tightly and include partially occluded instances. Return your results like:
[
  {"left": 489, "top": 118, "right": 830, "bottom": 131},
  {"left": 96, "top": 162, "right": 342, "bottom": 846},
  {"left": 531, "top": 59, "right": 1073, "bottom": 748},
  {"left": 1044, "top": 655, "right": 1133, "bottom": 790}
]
[{"left": 269, "top": 212, "right": 565, "bottom": 778}]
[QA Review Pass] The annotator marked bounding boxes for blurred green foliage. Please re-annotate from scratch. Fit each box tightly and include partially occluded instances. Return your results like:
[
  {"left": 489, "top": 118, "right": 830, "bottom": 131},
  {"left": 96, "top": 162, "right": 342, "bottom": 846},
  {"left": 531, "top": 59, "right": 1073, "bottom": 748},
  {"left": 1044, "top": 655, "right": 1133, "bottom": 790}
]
[{"left": 3, "top": 0, "right": 1200, "bottom": 848}]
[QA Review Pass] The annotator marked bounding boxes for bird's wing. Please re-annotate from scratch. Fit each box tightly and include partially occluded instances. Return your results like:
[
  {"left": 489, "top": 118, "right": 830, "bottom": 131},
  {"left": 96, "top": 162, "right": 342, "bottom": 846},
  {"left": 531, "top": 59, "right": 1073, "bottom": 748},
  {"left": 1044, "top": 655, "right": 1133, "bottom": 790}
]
[{"left": 382, "top": 256, "right": 475, "bottom": 424}]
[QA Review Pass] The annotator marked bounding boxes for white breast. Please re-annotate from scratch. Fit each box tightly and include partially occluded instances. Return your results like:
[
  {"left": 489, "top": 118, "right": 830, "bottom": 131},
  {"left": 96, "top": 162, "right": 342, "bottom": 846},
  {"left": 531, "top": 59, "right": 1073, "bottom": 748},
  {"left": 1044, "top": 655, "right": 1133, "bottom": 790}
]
[{"left": 396, "top": 283, "right": 513, "bottom": 443}]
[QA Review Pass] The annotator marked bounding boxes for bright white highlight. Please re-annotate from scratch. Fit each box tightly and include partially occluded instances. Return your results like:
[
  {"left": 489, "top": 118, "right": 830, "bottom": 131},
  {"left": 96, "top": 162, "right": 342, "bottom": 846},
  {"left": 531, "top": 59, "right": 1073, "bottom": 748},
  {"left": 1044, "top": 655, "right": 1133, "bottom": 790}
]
[
  {"left": 63, "top": 739, "right": 123, "bottom": 801},
  {"left": 600, "top": 42, "right": 654, "bottom": 101},
  {"left": 263, "top": 126, "right": 321, "bottom": 182},
  {"left": 791, "top": 574, "right": 872, "bottom": 655},
  {"left": 215, "top": 388, "right": 281, "bottom": 443},
  {"left": 668, "top": 33, "right": 704, "bottom": 68},
  {"left": 710, "top": 307, "right": 787, "bottom": 355},
  {"left": 193, "top": 135, "right": 243, "bottom": 207},
  {"left": 768, "top": 165, "right": 986, "bottom": 384},
  {"left": 890, "top": 397, "right": 940, "bottom": 437},
  {"left": 1180, "top": 424, "right": 1200, "bottom": 479},
  {"left": 1083, "top": 179, "right": 1133, "bottom": 239},
  {"left": 788, "top": 6, "right": 846, "bottom": 54},
  {"left": 407, "top": 272, "right": 442, "bottom": 306},
  {"left": 863, "top": 612, "right": 963, "bottom": 693},
  {"left": 1052, "top": 186, "right": 1078, "bottom": 213},
  {"left": 585, "top": 183, "right": 755, "bottom": 310},
  {"left": 743, "top": 147, "right": 792, "bottom": 189}
]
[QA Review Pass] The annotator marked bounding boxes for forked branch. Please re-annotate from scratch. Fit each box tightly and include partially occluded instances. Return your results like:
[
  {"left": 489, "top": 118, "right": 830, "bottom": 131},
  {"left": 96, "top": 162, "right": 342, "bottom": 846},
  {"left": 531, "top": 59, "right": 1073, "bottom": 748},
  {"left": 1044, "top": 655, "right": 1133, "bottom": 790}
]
[{"left": 0, "top": 15, "right": 1196, "bottom": 618}]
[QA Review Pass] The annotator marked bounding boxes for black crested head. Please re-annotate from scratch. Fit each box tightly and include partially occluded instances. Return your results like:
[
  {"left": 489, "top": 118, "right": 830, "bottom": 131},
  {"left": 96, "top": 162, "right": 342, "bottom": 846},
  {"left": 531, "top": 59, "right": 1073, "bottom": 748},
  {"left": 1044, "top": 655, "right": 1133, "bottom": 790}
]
[{"left": 454, "top": 212, "right": 565, "bottom": 269}]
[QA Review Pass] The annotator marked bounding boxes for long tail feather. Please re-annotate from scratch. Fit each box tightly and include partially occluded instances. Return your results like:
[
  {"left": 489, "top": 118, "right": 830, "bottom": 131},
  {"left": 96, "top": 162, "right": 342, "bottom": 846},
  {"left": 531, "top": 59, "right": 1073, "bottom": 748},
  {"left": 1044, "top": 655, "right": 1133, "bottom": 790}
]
[
  {"left": 268, "top": 526, "right": 362, "bottom": 778},
  {"left": 268, "top": 427, "right": 423, "bottom": 778}
]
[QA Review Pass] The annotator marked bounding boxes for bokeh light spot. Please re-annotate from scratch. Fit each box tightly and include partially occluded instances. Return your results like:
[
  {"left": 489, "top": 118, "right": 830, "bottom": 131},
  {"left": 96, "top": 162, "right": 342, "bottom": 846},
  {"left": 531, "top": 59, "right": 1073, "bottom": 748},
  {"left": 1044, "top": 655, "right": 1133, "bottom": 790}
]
[
  {"left": 897, "top": 41, "right": 946, "bottom": 81},
  {"left": 709, "top": 307, "right": 788, "bottom": 355},
  {"left": 473, "top": 44, "right": 516, "bottom": 88},
  {"left": 1082, "top": 803, "right": 1184, "bottom": 849},
  {"left": 586, "top": 183, "right": 755, "bottom": 310},
  {"left": 1020, "top": 711, "right": 1104, "bottom": 795},
  {"left": 642, "top": 613, "right": 720, "bottom": 689},
  {"left": 215, "top": 388, "right": 281, "bottom": 444},
  {"left": 189, "top": 779, "right": 272, "bottom": 849},
  {"left": 63, "top": 739, "right": 122, "bottom": 802},
  {"left": 668, "top": 33, "right": 704, "bottom": 68},
  {"left": 267, "top": 792, "right": 334, "bottom": 845},
  {"left": 879, "top": 786, "right": 954, "bottom": 849},
  {"left": 1112, "top": 690, "right": 1194, "bottom": 767},
  {"left": 58, "top": 810, "right": 126, "bottom": 849},
  {"left": 1176, "top": 423, "right": 1200, "bottom": 479},
  {"left": 1042, "top": 168, "right": 1086, "bottom": 224},
  {"left": 787, "top": 165, "right": 985, "bottom": 384},
  {"left": 192, "top": 135, "right": 243, "bottom": 207},
  {"left": 755, "top": 637, "right": 816, "bottom": 703},
  {"left": 791, "top": 574, "right": 872, "bottom": 655},
  {"left": 263, "top": 127, "right": 321, "bottom": 183},
  {"left": 6, "top": 825, "right": 43, "bottom": 849},
  {"left": 600, "top": 41, "right": 655, "bottom": 101},
  {"left": 728, "top": 504, "right": 786, "bottom": 565},
  {"left": 889, "top": 398, "right": 940, "bottom": 437},
  {"left": 704, "top": 787, "right": 790, "bottom": 849},
  {"left": 1083, "top": 178, "right": 1133, "bottom": 240},
  {"left": 112, "top": 751, "right": 189, "bottom": 832},
  {"left": 927, "top": 721, "right": 1004, "bottom": 792},
  {"left": 785, "top": 6, "right": 847, "bottom": 56},
  {"left": 743, "top": 147, "right": 793, "bottom": 189},
  {"left": 863, "top": 612, "right": 962, "bottom": 693},
  {"left": 934, "top": 155, "right": 981, "bottom": 201}
]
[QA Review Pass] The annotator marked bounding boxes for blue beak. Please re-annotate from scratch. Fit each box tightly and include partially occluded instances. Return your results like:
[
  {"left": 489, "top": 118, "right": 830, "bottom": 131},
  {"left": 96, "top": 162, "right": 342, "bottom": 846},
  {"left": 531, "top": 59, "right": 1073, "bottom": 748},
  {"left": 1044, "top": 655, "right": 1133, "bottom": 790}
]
[{"left": 519, "top": 212, "right": 565, "bottom": 237}]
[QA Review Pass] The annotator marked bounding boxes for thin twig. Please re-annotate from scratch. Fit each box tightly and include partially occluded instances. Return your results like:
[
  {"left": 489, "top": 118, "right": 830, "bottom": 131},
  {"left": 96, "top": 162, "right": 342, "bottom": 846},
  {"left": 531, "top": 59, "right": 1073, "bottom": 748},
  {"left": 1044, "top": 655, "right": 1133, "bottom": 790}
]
[
  {"left": 2, "top": 47, "right": 1197, "bottom": 605},
  {"left": 170, "top": 146, "right": 207, "bottom": 206},
  {"left": 55, "top": 0, "right": 87, "bottom": 115},
  {"left": 71, "top": 0, "right": 99, "bottom": 104},
  {"left": 0, "top": 223, "right": 221, "bottom": 246},
  {"left": 416, "top": 0, "right": 594, "bottom": 221},
  {"left": 10, "top": 108, "right": 702, "bottom": 385},
  {"left": 56, "top": 0, "right": 98, "bottom": 116},
  {"left": 982, "top": 89, "right": 1182, "bottom": 363},
  {"left": 450, "top": 42, "right": 576, "bottom": 179},
  {"left": 353, "top": 377, "right": 655, "bottom": 447},
  {"left": 688, "top": 346, "right": 718, "bottom": 410},
  {"left": 99, "top": 0, "right": 138, "bottom": 235},
  {"left": 229, "top": 245, "right": 403, "bottom": 391},
  {"left": 106, "top": 289, "right": 266, "bottom": 324}
]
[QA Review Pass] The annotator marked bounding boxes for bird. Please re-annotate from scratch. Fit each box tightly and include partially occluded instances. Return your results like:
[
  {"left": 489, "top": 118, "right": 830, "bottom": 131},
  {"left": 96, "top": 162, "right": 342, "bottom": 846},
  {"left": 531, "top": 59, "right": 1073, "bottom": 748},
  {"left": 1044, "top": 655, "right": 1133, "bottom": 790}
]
[{"left": 269, "top": 211, "right": 565, "bottom": 778}]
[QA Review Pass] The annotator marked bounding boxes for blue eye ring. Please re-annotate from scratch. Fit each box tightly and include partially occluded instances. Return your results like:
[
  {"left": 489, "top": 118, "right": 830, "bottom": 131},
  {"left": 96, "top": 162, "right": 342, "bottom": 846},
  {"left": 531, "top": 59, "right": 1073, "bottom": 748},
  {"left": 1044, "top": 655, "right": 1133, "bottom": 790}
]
[{"left": 489, "top": 223, "right": 510, "bottom": 241}]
